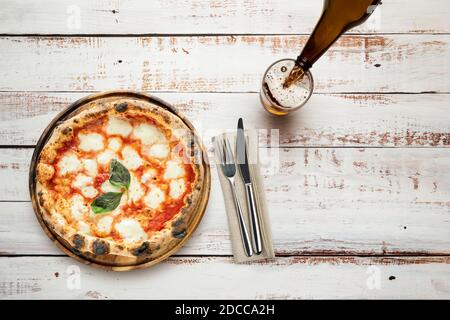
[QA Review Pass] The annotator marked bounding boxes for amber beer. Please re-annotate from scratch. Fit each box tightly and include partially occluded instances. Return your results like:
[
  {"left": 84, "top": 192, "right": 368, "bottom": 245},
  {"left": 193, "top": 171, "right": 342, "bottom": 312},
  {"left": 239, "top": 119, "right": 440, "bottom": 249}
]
[{"left": 261, "top": 0, "right": 381, "bottom": 116}]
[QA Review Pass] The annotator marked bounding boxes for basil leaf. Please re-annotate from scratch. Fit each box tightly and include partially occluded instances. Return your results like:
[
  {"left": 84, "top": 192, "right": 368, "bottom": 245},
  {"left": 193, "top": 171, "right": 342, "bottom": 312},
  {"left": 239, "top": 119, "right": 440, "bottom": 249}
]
[
  {"left": 91, "top": 192, "right": 123, "bottom": 214},
  {"left": 109, "top": 159, "right": 130, "bottom": 190}
]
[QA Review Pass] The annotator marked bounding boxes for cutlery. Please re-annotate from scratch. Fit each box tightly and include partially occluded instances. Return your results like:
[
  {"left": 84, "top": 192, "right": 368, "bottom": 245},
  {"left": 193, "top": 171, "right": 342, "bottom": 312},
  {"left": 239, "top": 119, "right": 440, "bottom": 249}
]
[
  {"left": 236, "top": 118, "right": 263, "bottom": 255},
  {"left": 217, "top": 136, "right": 253, "bottom": 257}
]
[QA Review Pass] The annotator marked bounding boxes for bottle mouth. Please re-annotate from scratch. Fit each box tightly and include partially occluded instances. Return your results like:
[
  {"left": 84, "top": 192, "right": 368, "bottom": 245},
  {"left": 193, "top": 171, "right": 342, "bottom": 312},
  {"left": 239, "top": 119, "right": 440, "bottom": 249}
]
[
  {"left": 283, "top": 63, "right": 304, "bottom": 89},
  {"left": 295, "top": 56, "right": 312, "bottom": 73},
  {"left": 261, "top": 58, "right": 314, "bottom": 112}
]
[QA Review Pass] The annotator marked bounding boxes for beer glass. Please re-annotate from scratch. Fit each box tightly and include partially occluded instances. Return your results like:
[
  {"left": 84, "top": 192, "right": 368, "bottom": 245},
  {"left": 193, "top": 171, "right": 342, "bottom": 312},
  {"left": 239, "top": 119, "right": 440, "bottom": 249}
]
[{"left": 261, "top": 0, "right": 382, "bottom": 116}]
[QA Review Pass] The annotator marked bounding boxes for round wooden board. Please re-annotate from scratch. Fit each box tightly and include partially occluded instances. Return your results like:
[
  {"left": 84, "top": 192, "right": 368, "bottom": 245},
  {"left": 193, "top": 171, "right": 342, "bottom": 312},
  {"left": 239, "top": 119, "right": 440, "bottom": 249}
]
[{"left": 29, "top": 90, "right": 211, "bottom": 271}]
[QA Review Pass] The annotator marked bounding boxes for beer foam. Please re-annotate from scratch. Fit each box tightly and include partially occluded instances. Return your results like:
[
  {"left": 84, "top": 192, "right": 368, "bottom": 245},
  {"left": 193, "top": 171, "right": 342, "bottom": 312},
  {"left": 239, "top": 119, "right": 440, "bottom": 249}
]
[{"left": 263, "top": 59, "right": 312, "bottom": 109}]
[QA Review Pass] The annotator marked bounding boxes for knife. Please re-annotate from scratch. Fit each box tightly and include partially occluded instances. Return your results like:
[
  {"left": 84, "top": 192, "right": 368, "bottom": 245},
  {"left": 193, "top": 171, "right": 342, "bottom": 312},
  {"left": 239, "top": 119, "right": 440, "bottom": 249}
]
[{"left": 236, "top": 118, "right": 263, "bottom": 255}]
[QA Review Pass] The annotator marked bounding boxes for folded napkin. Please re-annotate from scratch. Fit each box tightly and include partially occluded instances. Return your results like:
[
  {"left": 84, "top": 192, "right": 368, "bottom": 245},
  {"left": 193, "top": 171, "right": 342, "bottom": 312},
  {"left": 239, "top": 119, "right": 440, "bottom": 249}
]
[{"left": 213, "top": 131, "right": 274, "bottom": 263}]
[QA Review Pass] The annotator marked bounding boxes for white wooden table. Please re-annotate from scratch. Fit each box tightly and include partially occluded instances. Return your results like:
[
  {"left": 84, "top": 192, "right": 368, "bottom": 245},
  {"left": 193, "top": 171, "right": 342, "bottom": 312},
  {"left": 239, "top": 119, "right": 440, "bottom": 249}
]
[{"left": 1, "top": 0, "right": 449, "bottom": 299}]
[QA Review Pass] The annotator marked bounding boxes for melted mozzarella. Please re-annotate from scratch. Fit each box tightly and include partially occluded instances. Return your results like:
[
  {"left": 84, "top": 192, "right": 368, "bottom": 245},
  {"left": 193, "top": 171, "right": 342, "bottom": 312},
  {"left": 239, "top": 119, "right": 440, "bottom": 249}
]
[
  {"left": 106, "top": 117, "right": 132, "bottom": 137},
  {"left": 81, "top": 186, "right": 98, "bottom": 198},
  {"left": 129, "top": 173, "right": 144, "bottom": 203},
  {"left": 121, "top": 146, "right": 143, "bottom": 170},
  {"left": 58, "top": 153, "right": 81, "bottom": 175},
  {"left": 78, "top": 132, "right": 104, "bottom": 152},
  {"left": 70, "top": 194, "right": 88, "bottom": 220},
  {"left": 97, "top": 149, "right": 116, "bottom": 166},
  {"left": 169, "top": 179, "right": 186, "bottom": 199},
  {"left": 77, "top": 221, "right": 91, "bottom": 235},
  {"left": 97, "top": 215, "right": 113, "bottom": 234},
  {"left": 141, "top": 168, "right": 157, "bottom": 183},
  {"left": 115, "top": 219, "right": 147, "bottom": 242},
  {"left": 72, "top": 173, "right": 97, "bottom": 198},
  {"left": 133, "top": 123, "right": 166, "bottom": 145},
  {"left": 101, "top": 180, "right": 121, "bottom": 193},
  {"left": 143, "top": 143, "right": 169, "bottom": 159},
  {"left": 144, "top": 185, "right": 165, "bottom": 209},
  {"left": 82, "top": 158, "right": 98, "bottom": 176},
  {"left": 72, "top": 173, "right": 93, "bottom": 190},
  {"left": 108, "top": 137, "right": 122, "bottom": 152},
  {"left": 111, "top": 194, "right": 127, "bottom": 216},
  {"left": 163, "top": 160, "right": 185, "bottom": 180},
  {"left": 52, "top": 212, "right": 66, "bottom": 226}
]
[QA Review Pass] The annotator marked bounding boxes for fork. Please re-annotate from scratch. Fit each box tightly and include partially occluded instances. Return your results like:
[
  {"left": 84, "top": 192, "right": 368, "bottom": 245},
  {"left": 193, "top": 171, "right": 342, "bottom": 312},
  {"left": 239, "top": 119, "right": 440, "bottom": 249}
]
[{"left": 217, "top": 136, "right": 254, "bottom": 257}]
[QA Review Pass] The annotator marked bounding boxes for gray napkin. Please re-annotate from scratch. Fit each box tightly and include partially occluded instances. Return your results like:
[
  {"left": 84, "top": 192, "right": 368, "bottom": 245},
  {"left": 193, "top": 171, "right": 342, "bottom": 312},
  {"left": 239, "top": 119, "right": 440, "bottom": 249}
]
[{"left": 213, "top": 131, "right": 274, "bottom": 263}]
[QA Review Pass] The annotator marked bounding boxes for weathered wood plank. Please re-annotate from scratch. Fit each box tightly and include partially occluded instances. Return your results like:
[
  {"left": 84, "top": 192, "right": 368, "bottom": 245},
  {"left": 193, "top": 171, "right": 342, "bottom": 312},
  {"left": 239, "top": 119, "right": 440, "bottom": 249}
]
[
  {"left": 1, "top": 147, "right": 449, "bottom": 255},
  {"left": 1, "top": 0, "right": 449, "bottom": 35},
  {"left": 1, "top": 92, "right": 449, "bottom": 147},
  {"left": 0, "top": 35, "right": 448, "bottom": 93},
  {"left": 1, "top": 256, "right": 449, "bottom": 299}
]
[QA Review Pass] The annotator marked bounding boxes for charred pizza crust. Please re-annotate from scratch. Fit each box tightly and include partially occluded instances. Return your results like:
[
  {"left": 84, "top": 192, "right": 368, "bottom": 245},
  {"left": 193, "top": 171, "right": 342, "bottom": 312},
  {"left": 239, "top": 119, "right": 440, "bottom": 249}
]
[{"left": 35, "top": 96, "right": 205, "bottom": 266}]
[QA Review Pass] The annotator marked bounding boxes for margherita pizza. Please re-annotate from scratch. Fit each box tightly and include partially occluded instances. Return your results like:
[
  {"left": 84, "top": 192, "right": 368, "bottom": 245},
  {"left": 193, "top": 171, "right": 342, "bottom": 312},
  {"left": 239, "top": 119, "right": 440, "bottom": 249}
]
[{"left": 34, "top": 96, "right": 206, "bottom": 266}]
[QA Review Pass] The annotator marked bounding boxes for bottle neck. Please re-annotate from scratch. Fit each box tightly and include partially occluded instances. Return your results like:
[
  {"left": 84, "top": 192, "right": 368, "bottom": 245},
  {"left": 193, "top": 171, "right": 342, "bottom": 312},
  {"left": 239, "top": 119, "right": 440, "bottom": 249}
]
[
  {"left": 297, "top": 0, "right": 381, "bottom": 71},
  {"left": 296, "top": 56, "right": 312, "bottom": 72}
]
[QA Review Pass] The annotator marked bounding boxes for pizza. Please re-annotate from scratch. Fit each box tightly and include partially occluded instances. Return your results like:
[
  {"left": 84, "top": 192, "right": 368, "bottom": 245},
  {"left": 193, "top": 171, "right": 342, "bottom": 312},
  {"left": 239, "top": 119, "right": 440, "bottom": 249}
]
[{"left": 35, "top": 96, "right": 206, "bottom": 266}]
